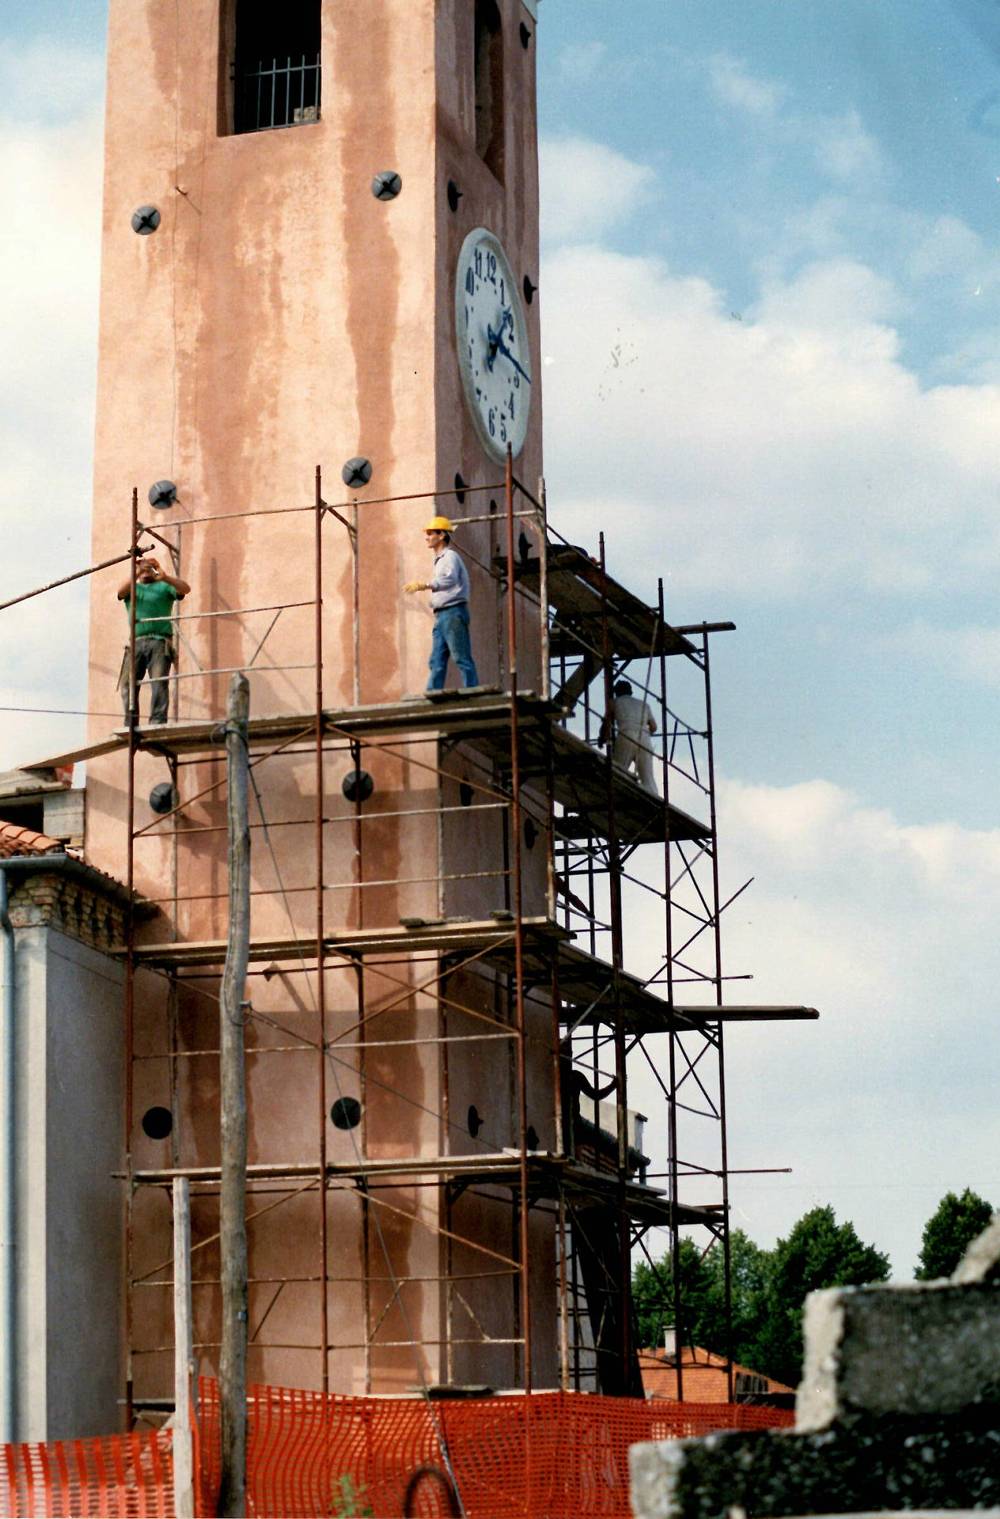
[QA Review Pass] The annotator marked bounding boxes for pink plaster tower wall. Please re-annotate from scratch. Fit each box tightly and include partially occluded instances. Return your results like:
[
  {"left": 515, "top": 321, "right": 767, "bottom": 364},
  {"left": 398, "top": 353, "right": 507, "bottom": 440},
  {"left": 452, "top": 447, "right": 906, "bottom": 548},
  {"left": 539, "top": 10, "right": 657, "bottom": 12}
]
[{"left": 85, "top": 0, "right": 555, "bottom": 1403}]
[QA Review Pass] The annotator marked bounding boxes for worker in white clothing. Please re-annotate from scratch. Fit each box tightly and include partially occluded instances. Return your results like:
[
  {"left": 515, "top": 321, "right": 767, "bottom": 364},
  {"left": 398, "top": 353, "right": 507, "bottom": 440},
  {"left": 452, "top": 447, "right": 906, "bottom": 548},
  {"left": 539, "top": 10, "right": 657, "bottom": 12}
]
[{"left": 600, "top": 679, "right": 659, "bottom": 794}]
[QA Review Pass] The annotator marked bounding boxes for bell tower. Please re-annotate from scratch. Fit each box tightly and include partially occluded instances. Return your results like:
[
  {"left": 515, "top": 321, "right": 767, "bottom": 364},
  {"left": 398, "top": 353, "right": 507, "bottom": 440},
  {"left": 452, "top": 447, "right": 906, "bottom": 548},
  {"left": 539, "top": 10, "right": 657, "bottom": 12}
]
[
  {"left": 85, "top": 0, "right": 552, "bottom": 1406},
  {"left": 87, "top": 0, "right": 542, "bottom": 729}
]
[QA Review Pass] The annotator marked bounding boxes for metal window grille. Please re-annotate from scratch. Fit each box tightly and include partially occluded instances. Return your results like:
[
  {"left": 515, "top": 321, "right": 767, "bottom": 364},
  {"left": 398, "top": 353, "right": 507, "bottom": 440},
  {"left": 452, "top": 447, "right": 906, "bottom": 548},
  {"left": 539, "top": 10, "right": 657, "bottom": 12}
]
[{"left": 236, "top": 53, "right": 321, "bottom": 134}]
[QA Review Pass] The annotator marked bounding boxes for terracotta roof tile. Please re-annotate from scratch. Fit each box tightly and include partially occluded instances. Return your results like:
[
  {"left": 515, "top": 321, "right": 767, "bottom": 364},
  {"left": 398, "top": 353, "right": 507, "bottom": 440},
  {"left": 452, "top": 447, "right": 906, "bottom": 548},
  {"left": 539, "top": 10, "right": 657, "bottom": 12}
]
[{"left": 0, "top": 821, "right": 67, "bottom": 859}]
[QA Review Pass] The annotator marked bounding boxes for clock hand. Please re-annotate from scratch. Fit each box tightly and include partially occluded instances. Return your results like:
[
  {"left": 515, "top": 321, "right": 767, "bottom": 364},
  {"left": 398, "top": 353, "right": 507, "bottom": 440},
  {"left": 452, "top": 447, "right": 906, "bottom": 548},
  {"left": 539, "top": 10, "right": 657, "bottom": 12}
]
[
  {"left": 493, "top": 331, "right": 532, "bottom": 385},
  {"left": 486, "top": 321, "right": 502, "bottom": 371},
  {"left": 485, "top": 307, "right": 515, "bottom": 369}
]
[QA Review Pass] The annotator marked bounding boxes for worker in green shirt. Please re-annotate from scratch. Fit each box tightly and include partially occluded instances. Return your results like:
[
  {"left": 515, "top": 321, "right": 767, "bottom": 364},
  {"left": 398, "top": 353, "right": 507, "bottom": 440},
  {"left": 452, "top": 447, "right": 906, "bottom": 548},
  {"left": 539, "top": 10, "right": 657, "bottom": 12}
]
[{"left": 117, "top": 556, "right": 191, "bottom": 724}]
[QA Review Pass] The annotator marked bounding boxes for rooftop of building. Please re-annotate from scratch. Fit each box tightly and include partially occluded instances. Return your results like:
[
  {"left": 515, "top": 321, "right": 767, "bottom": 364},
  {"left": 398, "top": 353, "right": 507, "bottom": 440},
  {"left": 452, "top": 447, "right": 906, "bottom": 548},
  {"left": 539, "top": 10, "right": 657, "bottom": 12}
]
[
  {"left": 0, "top": 765, "right": 74, "bottom": 800},
  {"left": 638, "top": 1344, "right": 795, "bottom": 1405},
  {"left": 0, "top": 820, "right": 71, "bottom": 859}
]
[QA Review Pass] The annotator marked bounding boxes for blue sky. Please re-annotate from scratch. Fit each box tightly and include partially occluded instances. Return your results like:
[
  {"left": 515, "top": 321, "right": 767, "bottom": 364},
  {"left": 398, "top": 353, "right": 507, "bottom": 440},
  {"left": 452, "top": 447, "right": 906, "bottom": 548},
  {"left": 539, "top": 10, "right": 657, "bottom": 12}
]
[
  {"left": 533, "top": 0, "right": 1000, "bottom": 1278},
  {"left": 1, "top": 1, "right": 997, "bottom": 1280},
  {"left": 538, "top": 0, "right": 1000, "bottom": 827}
]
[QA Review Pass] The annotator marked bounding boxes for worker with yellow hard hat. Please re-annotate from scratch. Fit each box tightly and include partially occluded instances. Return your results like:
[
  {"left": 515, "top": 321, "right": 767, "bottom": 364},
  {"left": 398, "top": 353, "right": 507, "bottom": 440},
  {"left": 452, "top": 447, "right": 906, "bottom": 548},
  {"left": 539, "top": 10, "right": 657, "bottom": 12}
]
[{"left": 403, "top": 515, "right": 480, "bottom": 690}]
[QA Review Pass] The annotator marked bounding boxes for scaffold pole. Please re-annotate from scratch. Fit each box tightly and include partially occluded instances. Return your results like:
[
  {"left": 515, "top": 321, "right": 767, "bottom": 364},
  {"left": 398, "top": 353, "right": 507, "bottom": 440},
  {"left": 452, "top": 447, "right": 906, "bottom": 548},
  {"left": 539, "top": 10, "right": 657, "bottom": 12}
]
[{"left": 219, "top": 673, "right": 250, "bottom": 1517}]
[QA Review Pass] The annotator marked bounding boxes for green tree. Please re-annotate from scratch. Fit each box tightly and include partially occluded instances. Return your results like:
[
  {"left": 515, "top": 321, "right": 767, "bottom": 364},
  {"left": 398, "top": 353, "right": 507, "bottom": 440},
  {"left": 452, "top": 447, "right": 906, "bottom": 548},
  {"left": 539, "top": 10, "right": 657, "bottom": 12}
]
[
  {"left": 631, "top": 1229, "right": 768, "bottom": 1364},
  {"left": 632, "top": 1237, "right": 710, "bottom": 1349},
  {"left": 633, "top": 1210, "right": 890, "bottom": 1392},
  {"left": 915, "top": 1188, "right": 994, "bottom": 1280},
  {"left": 756, "top": 1205, "right": 890, "bottom": 1388},
  {"left": 699, "top": 1229, "right": 770, "bottom": 1368}
]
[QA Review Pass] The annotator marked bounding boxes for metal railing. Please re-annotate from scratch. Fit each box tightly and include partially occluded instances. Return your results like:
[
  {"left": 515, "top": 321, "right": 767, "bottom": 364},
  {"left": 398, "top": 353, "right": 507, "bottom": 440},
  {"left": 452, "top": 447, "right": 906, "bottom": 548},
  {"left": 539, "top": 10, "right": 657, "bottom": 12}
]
[{"left": 236, "top": 54, "right": 321, "bottom": 134}]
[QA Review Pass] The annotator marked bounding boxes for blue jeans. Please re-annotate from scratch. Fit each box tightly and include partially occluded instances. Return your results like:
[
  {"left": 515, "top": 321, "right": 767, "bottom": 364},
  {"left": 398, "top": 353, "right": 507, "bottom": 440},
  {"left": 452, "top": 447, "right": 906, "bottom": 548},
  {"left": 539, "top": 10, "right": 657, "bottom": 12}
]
[{"left": 428, "top": 604, "right": 479, "bottom": 690}]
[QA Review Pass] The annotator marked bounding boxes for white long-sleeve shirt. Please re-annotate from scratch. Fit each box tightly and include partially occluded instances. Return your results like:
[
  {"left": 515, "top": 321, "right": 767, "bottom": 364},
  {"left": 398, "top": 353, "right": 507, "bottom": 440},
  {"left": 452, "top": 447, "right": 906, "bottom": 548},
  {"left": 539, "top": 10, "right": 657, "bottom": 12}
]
[
  {"left": 429, "top": 547, "right": 471, "bottom": 611},
  {"left": 612, "top": 694, "right": 655, "bottom": 739}
]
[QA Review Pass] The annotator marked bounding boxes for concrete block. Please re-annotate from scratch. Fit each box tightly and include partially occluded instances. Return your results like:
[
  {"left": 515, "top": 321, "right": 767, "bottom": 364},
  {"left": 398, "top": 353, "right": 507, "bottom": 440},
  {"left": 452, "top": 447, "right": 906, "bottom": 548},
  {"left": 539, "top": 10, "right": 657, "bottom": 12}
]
[
  {"left": 629, "top": 1414, "right": 1000, "bottom": 1519},
  {"left": 796, "top": 1281, "right": 1000, "bottom": 1431},
  {"left": 953, "top": 1214, "right": 1000, "bottom": 1285}
]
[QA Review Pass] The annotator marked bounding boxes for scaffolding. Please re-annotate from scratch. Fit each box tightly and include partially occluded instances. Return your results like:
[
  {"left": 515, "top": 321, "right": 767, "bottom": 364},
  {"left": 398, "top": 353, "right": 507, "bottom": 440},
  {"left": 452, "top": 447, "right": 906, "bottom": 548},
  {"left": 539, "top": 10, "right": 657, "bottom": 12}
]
[{"left": 24, "top": 459, "right": 816, "bottom": 1417}]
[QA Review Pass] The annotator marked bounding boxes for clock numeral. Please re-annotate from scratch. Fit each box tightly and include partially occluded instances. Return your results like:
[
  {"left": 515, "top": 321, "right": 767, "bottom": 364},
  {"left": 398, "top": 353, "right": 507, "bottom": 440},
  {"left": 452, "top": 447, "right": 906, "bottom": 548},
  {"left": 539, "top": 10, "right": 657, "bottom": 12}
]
[
  {"left": 488, "top": 407, "right": 496, "bottom": 438},
  {"left": 509, "top": 394, "right": 515, "bottom": 420},
  {"left": 500, "top": 417, "right": 508, "bottom": 443},
  {"left": 500, "top": 277, "right": 505, "bottom": 304},
  {"left": 465, "top": 267, "right": 475, "bottom": 296},
  {"left": 474, "top": 250, "right": 483, "bottom": 277},
  {"left": 487, "top": 252, "right": 497, "bottom": 283},
  {"left": 513, "top": 372, "right": 519, "bottom": 389}
]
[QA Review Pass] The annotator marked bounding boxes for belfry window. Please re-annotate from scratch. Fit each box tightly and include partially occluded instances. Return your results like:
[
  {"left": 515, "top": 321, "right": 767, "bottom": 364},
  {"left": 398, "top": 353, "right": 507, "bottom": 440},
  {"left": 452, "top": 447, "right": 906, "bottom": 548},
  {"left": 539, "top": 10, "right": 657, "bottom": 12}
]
[
  {"left": 225, "top": 0, "right": 322, "bottom": 135},
  {"left": 474, "top": 0, "right": 504, "bottom": 178}
]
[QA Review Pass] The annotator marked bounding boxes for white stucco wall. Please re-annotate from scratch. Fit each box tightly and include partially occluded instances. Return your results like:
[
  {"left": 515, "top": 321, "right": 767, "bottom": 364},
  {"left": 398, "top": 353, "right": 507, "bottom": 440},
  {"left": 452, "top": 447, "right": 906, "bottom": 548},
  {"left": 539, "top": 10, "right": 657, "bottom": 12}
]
[{"left": 11, "top": 925, "right": 124, "bottom": 1440}]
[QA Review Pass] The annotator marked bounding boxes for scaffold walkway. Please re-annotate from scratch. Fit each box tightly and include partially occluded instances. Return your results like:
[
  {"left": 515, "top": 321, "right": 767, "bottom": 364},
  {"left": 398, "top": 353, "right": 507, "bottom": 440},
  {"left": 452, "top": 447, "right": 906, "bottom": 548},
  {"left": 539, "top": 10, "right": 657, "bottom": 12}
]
[{"left": 10, "top": 454, "right": 818, "bottom": 1412}]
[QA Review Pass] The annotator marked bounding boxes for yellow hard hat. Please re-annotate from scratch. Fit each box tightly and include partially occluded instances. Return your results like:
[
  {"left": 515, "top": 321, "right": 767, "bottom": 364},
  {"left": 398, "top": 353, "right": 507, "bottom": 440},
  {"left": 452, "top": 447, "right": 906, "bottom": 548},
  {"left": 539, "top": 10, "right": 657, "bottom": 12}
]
[{"left": 424, "top": 515, "right": 454, "bottom": 533}]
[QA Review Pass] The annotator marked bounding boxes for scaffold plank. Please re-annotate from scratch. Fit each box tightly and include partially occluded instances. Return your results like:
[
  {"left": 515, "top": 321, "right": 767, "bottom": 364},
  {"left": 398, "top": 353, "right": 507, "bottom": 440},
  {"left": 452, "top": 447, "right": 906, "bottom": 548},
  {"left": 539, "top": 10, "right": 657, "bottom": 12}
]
[
  {"left": 128, "top": 1151, "right": 715, "bottom": 1227},
  {"left": 23, "top": 735, "right": 130, "bottom": 771},
  {"left": 673, "top": 1004, "right": 820, "bottom": 1023},
  {"left": 123, "top": 914, "right": 568, "bottom": 968},
  {"left": 125, "top": 691, "right": 560, "bottom": 757},
  {"left": 25, "top": 693, "right": 564, "bottom": 772},
  {"left": 514, "top": 941, "right": 818, "bottom": 1034},
  {"left": 496, "top": 542, "right": 697, "bottom": 659},
  {"left": 470, "top": 720, "right": 710, "bottom": 845}
]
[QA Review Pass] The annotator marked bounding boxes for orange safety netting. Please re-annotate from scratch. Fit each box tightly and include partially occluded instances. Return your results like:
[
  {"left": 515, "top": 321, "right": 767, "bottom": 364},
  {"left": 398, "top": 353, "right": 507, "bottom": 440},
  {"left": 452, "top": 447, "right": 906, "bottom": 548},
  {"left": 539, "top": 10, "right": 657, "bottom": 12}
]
[
  {"left": 1, "top": 1428, "right": 178, "bottom": 1518},
  {"left": 0, "top": 1384, "right": 792, "bottom": 1518},
  {"left": 199, "top": 1381, "right": 792, "bottom": 1518}
]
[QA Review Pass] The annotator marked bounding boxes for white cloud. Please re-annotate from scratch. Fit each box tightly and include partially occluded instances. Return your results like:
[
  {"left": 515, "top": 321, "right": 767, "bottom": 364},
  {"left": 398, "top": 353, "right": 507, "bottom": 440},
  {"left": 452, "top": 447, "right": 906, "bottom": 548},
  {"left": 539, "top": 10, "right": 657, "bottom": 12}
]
[
  {"left": 812, "top": 108, "right": 885, "bottom": 184},
  {"left": 904, "top": 214, "right": 991, "bottom": 287},
  {"left": 539, "top": 242, "right": 1000, "bottom": 601},
  {"left": 752, "top": 256, "right": 904, "bottom": 332},
  {"left": 0, "top": 39, "right": 104, "bottom": 125},
  {"left": 557, "top": 40, "right": 609, "bottom": 86},
  {"left": 706, "top": 55, "right": 885, "bottom": 189},
  {"left": 759, "top": 201, "right": 1000, "bottom": 384},
  {"left": 540, "top": 136, "right": 658, "bottom": 246},
  {"left": 0, "top": 46, "right": 103, "bottom": 772},
  {"left": 883, "top": 619, "right": 1000, "bottom": 690},
  {"left": 721, "top": 777, "right": 1000, "bottom": 908},
  {"left": 0, "top": 114, "right": 102, "bottom": 417},
  {"left": 707, "top": 53, "right": 783, "bottom": 118},
  {"left": 937, "top": 326, "right": 1000, "bottom": 384},
  {"left": 626, "top": 774, "right": 1000, "bottom": 1274},
  {"left": 717, "top": 776, "right": 1000, "bottom": 1271}
]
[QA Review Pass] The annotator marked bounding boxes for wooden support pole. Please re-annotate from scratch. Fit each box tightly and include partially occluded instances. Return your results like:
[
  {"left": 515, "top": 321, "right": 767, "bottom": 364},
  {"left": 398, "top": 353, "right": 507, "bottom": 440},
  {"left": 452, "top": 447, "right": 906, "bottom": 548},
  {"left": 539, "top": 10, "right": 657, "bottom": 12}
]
[
  {"left": 172, "top": 1177, "right": 195, "bottom": 1519},
  {"left": 218, "top": 673, "right": 250, "bottom": 1517}
]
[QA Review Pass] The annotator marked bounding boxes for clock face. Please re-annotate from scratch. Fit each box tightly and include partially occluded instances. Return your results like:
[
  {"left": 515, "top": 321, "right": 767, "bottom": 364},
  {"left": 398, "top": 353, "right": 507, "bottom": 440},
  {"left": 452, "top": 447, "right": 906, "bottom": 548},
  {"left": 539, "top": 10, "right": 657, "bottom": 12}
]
[{"left": 455, "top": 228, "right": 532, "bottom": 462}]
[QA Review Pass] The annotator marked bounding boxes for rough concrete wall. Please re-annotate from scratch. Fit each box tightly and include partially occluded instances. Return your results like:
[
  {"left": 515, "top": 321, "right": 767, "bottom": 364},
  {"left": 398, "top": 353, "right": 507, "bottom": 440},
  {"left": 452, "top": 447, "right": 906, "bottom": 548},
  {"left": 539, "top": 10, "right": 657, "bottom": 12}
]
[
  {"left": 798, "top": 1280, "right": 1000, "bottom": 1429},
  {"left": 12, "top": 926, "right": 48, "bottom": 1440},
  {"left": 630, "top": 1415, "right": 1000, "bottom": 1519},
  {"left": 12, "top": 926, "right": 124, "bottom": 1440},
  {"left": 44, "top": 931, "right": 125, "bottom": 1437}
]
